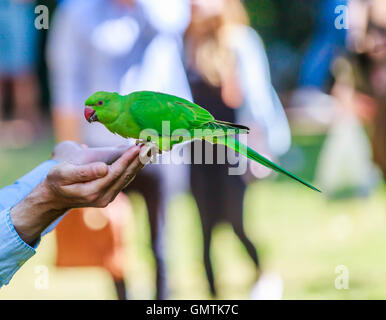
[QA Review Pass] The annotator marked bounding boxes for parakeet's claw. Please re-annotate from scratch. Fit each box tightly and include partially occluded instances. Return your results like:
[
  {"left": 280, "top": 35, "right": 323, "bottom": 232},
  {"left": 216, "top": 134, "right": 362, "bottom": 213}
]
[
  {"left": 139, "top": 141, "right": 159, "bottom": 164},
  {"left": 135, "top": 139, "right": 145, "bottom": 146}
]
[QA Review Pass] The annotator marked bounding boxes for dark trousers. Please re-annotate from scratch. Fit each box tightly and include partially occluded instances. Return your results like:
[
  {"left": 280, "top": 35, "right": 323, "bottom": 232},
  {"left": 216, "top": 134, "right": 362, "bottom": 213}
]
[{"left": 190, "top": 143, "right": 260, "bottom": 296}]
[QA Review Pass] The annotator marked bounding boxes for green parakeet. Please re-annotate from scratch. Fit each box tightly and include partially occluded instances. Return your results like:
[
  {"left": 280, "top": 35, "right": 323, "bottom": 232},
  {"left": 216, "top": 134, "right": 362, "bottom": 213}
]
[{"left": 84, "top": 91, "right": 320, "bottom": 192}]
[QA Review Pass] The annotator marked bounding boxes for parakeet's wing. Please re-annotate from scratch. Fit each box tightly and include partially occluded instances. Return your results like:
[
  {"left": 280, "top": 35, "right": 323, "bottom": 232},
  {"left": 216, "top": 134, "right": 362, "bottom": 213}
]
[
  {"left": 129, "top": 91, "right": 248, "bottom": 137},
  {"left": 128, "top": 91, "right": 214, "bottom": 135}
]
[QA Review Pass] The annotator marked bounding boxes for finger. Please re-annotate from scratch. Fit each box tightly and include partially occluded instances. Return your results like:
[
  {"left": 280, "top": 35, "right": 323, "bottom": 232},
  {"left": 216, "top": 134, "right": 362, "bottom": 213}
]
[
  {"left": 81, "top": 145, "right": 130, "bottom": 165},
  {"left": 106, "top": 153, "right": 144, "bottom": 194},
  {"left": 108, "top": 145, "right": 141, "bottom": 176},
  {"left": 98, "top": 154, "right": 143, "bottom": 204},
  {"left": 51, "top": 161, "right": 109, "bottom": 185},
  {"left": 66, "top": 145, "right": 141, "bottom": 195}
]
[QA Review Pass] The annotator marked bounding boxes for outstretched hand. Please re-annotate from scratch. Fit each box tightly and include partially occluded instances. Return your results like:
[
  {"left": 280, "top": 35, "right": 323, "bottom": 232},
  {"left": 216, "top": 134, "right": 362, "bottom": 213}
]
[
  {"left": 10, "top": 142, "right": 148, "bottom": 245},
  {"left": 46, "top": 144, "right": 144, "bottom": 210}
]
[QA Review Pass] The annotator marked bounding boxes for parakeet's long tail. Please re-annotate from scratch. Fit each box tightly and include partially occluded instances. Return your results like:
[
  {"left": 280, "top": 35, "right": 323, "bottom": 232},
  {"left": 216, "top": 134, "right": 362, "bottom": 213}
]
[{"left": 213, "top": 135, "right": 321, "bottom": 192}]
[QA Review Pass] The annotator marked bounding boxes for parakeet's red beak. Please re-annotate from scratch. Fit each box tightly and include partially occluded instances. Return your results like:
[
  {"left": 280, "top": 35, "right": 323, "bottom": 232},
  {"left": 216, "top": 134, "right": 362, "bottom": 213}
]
[{"left": 84, "top": 107, "right": 98, "bottom": 123}]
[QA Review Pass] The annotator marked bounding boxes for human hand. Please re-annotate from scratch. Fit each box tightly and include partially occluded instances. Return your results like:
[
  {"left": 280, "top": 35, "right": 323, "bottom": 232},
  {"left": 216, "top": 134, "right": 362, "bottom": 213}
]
[
  {"left": 45, "top": 145, "right": 144, "bottom": 210},
  {"left": 10, "top": 145, "right": 146, "bottom": 244}
]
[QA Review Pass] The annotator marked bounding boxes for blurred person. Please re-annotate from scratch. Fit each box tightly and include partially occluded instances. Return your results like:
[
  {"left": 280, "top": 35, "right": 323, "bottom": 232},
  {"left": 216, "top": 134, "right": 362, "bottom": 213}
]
[
  {"left": 0, "top": 141, "right": 145, "bottom": 288},
  {"left": 340, "top": 0, "right": 386, "bottom": 178},
  {"left": 0, "top": 0, "right": 42, "bottom": 140},
  {"left": 365, "top": 0, "right": 386, "bottom": 178},
  {"left": 315, "top": 0, "right": 386, "bottom": 196},
  {"left": 47, "top": 0, "right": 191, "bottom": 299},
  {"left": 184, "top": 0, "right": 290, "bottom": 298},
  {"left": 298, "top": 0, "right": 348, "bottom": 90}
]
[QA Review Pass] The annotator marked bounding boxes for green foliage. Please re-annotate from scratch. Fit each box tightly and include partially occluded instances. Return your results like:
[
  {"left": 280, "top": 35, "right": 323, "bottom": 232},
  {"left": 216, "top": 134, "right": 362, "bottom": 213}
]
[{"left": 244, "top": 0, "right": 315, "bottom": 48}]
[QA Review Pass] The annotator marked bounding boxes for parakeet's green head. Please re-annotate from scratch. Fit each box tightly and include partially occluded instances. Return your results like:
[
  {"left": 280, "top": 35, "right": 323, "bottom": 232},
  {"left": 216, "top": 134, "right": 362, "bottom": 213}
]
[{"left": 84, "top": 91, "right": 121, "bottom": 124}]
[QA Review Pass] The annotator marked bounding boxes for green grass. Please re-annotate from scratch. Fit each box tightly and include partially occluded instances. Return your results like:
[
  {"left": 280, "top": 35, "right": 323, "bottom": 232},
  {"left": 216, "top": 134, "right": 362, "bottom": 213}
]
[{"left": 0, "top": 138, "right": 385, "bottom": 299}]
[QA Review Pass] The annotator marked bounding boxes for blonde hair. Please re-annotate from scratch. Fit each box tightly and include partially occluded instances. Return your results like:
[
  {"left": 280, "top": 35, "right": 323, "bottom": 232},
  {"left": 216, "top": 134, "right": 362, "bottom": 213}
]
[{"left": 186, "top": 0, "right": 249, "bottom": 87}]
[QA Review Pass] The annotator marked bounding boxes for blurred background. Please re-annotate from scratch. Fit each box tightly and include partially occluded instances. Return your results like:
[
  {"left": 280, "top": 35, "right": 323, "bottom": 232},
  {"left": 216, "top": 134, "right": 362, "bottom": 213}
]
[{"left": 0, "top": 0, "right": 385, "bottom": 299}]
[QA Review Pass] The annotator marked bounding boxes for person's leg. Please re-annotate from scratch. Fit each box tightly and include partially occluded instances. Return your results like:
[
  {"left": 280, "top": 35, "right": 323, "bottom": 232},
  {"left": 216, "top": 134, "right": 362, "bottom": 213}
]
[
  {"left": 0, "top": 3, "right": 12, "bottom": 121},
  {"left": 143, "top": 179, "right": 167, "bottom": 300},
  {"left": 104, "top": 194, "right": 132, "bottom": 300},
  {"left": 190, "top": 165, "right": 220, "bottom": 297},
  {"left": 11, "top": 72, "right": 41, "bottom": 128},
  {"left": 0, "top": 77, "right": 5, "bottom": 121},
  {"left": 113, "top": 278, "right": 128, "bottom": 300},
  {"left": 202, "top": 221, "right": 216, "bottom": 297},
  {"left": 232, "top": 221, "right": 259, "bottom": 268},
  {"left": 125, "top": 169, "right": 167, "bottom": 300},
  {"left": 9, "top": 1, "right": 41, "bottom": 130},
  {"left": 224, "top": 177, "right": 285, "bottom": 301},
  {"left": 225, "top": 176, "right": 260, "bottom": 269}
]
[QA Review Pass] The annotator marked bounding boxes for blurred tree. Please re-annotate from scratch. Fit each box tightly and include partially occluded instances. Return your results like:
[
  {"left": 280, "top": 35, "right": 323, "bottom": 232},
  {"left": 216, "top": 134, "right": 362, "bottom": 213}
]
[
  {"left": 244, "top": 0, "right": 314, "bottom": 48},
  {"left": 243, "top": 0, "right": 316, "bottom": 91}
]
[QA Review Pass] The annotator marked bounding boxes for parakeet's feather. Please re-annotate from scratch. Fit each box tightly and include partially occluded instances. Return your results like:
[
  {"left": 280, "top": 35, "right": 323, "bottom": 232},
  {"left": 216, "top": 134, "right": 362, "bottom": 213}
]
[
  {"left": 129, "top": 91, "right": 215, "bottom": 133},
  {"left": 213, "top": 120, "right": 250, "bottom": 132},
  {"left": 214, "top": 136, "right": 321, "bottom": 192}
]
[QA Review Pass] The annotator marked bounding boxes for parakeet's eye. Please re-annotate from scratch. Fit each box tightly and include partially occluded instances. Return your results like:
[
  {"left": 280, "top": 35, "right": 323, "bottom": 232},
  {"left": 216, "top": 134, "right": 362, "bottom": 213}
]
[{"left": 97, "top": 100, "right": 104, "bottom": 106}]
